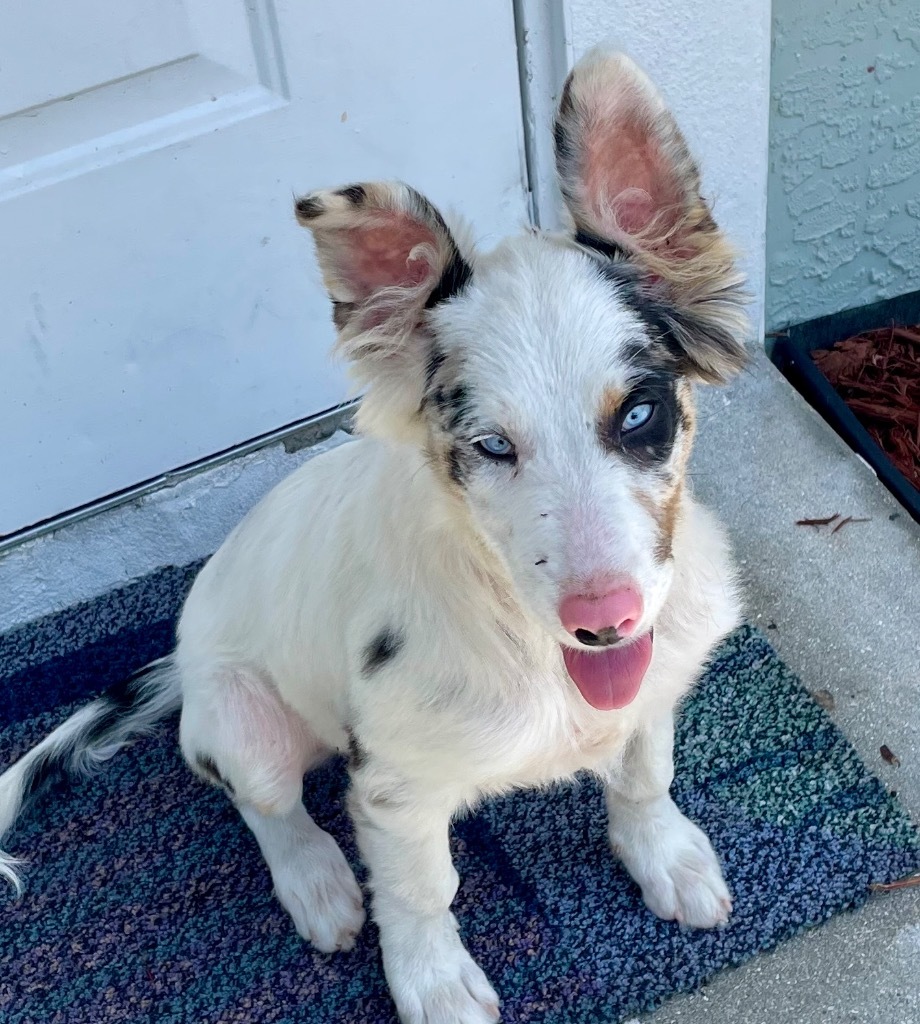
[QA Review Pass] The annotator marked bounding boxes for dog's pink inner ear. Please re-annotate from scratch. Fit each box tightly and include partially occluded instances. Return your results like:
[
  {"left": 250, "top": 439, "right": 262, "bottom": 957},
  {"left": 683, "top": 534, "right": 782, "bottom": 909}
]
[
  {"left": 580, "top": 101, "right": 688, "bottom": 255},
  {"left": 336, "top": 216, "right": 438, "bottom": 302}
]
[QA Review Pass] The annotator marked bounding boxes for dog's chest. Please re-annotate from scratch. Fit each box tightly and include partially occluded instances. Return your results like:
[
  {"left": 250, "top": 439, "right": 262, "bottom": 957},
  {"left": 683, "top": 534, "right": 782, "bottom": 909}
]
[
  {"left": 474, "top": 697, "right": 632, "bottom": 791},
  {"left": 368, "top": 667, "right": 636, "bottom": 796}
]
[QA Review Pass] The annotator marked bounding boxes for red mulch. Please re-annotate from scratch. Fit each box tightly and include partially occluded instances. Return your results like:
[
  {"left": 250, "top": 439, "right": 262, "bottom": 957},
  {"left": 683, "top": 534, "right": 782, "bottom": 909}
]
[{"left": 811, "top": 325, "right": 920, "bottom": 491}]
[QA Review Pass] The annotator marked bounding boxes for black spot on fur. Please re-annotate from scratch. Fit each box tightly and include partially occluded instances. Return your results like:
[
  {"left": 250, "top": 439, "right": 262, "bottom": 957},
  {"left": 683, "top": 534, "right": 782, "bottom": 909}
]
[
  {"left": 618, "top": 336, "right": 677, "bottom": 376},
  {"left": 592, "top": 259, "right": 672, "bottom": 337},
  {"left": 196, "top": 754, "right": 235, "bottom": 795},
  {"left": 553, "top": 79, "right": 576, "bottom": 162},
  {"left": 20, "top": 748, "right": 65, "bottom": 810},
  {"left": 362, "top": 629, "right": 405, "bottom": 676},
  {"left": 424, "top": 250, "right": 473, "bottom": 309},
  {"left": 587, "top": 252, "right": 747, "bottom": 383},
  {"left": 553, "top": 120, "right": 572, "bottom": 166},
  {"left": 331, "top": 300, "right": 356, "bottom": 331},
  {"left": 418, "top": 345, "right": 448, "bottom": 415},
  {"left": 587, "top": 257, "right": 691, "bottom": 376},
  {"left": 346, "top": 730, "right": 369, "bottom": 771},
  {"left": 82, "top": 666, "right": 152, "bottom": 749},
  {"left": 447, "top": 445, "right": 467, "bottom": 486},
  {"left": 576, "top": 229, "right": 629, "bottom": 262},
  {"left": 443, "top": 384, "right": 472, "bottom": 431},
  {"left": 428, "top": 379, "right": 475, "bottom": 434},
  {"left": 554, "top": 76, "right": 583, "bottom": 214},
  {"left": 19, "top": 662, "right": 165, "bottom": 814},
  {"left": 337, "top": 184, "right": 366, "bottom": 205},
  {"left": 294, "top": 196, "right": 323, "bottom": 220},
  {"left": 425, "top": 345, "right": 447, "bottom": 390},
  {"left": 557, "top": 73, "right": 574, "bottom": 118}
]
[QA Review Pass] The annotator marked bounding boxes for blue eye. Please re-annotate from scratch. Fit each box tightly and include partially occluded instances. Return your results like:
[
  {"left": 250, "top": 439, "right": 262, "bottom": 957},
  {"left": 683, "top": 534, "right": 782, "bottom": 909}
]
[
  {"left": 622, "top": 402, "right": 654, "bottom": 432},
  {"left": 475, "top": 434, "right": 516, "bottom": 460}
]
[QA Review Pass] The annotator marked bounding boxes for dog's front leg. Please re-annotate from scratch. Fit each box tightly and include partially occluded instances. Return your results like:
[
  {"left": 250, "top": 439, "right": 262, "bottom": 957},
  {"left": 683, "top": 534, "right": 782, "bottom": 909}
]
[
  {"left": 349, "top": 771, "right": 500, "bottom": 1024},
  {"left": 605, "top": 713, "right": 732, "bottom": 929}
]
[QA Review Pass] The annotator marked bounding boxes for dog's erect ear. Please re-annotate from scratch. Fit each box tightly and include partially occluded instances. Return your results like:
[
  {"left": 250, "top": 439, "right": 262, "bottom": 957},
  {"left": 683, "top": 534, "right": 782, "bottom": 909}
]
[
  {"left": 295, "top": 181, "right": 472, "bottom": 438},
  {"left": 295, "top": 181, "right": 471, "bottom": 359},
  {"left": 554, "top": 48, "right": 748, "bottom": 383}
]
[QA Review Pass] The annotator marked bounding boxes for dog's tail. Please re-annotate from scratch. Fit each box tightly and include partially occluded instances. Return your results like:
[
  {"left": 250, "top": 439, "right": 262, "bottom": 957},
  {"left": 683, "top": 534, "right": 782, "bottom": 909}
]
[{"left": 0, "top": 657, "right": 181, "bottom": 894}]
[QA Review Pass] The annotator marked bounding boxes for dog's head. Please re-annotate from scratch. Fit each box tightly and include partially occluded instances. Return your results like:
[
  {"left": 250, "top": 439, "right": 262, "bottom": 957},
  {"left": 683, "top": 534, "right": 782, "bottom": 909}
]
[{"left": 296, "top": 49, "right": 747, "bottom": 710}]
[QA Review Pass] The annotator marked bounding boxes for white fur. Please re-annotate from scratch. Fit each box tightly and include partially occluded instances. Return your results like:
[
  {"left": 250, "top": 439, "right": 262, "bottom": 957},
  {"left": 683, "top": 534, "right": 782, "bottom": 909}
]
[
  {"left": 0, "top": 49, "right": 747, "bottom": 1024},
  {"left": 240, "top": 802, "right": 366, "bottom": 953},
  {"left": 606, "top": 712, "right": 732, "bottom": 928},
  {"left": 168, "top": 430, "right": 739, "bottom": 1022}
]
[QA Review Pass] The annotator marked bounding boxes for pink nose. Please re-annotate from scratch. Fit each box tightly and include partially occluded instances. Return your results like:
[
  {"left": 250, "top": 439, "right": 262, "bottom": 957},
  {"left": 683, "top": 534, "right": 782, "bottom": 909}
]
[{"left": 559, "top": 587, "right": 644, "bottom": 642}]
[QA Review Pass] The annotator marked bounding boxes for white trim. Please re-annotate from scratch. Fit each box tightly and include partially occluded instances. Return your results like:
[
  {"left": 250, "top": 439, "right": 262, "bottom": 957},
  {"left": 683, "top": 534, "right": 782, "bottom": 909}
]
[
  {"left": 0, "top": 402, "right": 355, "bottom": 556},
  {"left": 512, "top": 0, "right": 574, "bottom": 229}
]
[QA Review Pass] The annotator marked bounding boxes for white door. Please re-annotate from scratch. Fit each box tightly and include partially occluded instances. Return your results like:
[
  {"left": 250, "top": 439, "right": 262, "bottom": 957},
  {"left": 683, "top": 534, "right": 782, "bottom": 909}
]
[{"left": 0, "top": 0, "right": 530, "bottom": 537}]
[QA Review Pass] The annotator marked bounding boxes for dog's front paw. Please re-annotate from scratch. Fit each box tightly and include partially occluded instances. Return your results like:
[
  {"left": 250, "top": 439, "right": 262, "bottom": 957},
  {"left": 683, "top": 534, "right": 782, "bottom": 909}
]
[
  {"left": 610, "top": 797, "right": 731, "bottom": 929},
  {"left": 383, "top": 914, "right": 500, "bottom": 1024}
]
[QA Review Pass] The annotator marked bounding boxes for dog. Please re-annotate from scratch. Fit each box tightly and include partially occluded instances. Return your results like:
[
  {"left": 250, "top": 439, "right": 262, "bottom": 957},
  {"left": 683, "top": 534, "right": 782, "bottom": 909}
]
[{"left": 0, "top": 48, "right": 748, "bottom": 1024}]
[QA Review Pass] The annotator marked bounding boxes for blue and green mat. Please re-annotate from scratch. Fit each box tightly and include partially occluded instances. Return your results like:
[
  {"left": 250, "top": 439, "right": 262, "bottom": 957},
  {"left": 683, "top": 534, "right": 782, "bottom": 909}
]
[{"left": 1, "top": 563, "right": 917, "bottom": 1023}]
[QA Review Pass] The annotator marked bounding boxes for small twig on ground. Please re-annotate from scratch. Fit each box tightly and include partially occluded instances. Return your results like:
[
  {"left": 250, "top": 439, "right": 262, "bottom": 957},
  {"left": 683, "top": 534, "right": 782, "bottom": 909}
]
[
  {"left": 796, "top": 513, "right": 840, "bottom": 527},
  {"left": 892, "top": 327, "right": 920, "bottom": 346},
  {"left": 832, "top": 516, "right": 871, "bottom": 533},
  {"left": 870, "top": 872, "right": 920, "bottom": 893}
]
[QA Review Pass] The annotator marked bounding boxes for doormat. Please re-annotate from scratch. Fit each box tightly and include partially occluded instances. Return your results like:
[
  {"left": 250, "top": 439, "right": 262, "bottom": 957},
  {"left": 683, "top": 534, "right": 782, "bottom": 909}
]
[{"left": 1, "top": 565, "right": 918, "bottom": 1024}]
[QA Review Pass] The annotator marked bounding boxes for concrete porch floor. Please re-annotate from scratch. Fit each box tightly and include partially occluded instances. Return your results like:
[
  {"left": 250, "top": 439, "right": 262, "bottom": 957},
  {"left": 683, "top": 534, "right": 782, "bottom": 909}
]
[{"left": 639, "top": 350, "right": 920, "bottom": 1024}]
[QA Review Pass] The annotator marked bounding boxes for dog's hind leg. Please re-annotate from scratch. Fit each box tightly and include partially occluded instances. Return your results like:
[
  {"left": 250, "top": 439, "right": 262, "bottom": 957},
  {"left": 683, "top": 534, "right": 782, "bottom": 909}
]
[
  {"left": 179, "top": 667, "right": 365, "bottom": 952},
  {"left": 238, "top": 801, "right": 366, "bottom": 953}
]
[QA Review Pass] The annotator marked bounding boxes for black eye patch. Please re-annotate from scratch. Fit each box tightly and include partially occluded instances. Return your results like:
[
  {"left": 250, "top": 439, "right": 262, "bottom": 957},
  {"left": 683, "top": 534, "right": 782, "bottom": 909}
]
[{"left": 598, "top": 376, "right": 681, "bottom": 465}]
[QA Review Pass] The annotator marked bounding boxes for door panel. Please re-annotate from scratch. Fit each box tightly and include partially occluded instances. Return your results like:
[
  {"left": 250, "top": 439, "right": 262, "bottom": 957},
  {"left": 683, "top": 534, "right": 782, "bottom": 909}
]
[{"left": 0, "top": 0, "right": 529, "bottom": 535}]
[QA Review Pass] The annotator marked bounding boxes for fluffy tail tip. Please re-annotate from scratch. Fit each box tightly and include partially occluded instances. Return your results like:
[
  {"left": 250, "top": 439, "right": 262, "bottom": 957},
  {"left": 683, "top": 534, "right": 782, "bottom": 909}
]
[{"left": 0, "top": 853, "right": 25, "bottom": 897}]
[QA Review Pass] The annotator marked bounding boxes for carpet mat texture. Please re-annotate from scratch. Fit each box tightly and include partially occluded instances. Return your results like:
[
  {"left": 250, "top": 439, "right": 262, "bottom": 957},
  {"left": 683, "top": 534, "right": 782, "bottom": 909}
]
[{"left": 1, "top": 563, "right": 917, "bottom": 1024}]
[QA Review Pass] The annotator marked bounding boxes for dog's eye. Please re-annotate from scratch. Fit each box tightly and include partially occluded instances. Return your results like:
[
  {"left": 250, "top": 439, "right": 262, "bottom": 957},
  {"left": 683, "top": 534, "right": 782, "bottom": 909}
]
[
  {"left": 622, "top": 402, "right": 655, "bottom": 433},
  {"left": 474, "top": 434, "right": 516, "bottom": 461}
]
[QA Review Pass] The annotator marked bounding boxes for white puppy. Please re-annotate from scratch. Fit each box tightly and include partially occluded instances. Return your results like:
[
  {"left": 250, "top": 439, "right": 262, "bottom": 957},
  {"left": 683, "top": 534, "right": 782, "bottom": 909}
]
[{"left": 0, "top": 49, "right": 747, "bottom": 1024}]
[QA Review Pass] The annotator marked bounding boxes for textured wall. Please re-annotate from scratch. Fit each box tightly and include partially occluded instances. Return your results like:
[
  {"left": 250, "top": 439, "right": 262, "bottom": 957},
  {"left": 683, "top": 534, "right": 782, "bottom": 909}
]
[
  {"left": 567, "top": 0, "right": 771, "bottom": 339},
  {"left": 767, "top": 0, "right": 920, "bottom": 329}
]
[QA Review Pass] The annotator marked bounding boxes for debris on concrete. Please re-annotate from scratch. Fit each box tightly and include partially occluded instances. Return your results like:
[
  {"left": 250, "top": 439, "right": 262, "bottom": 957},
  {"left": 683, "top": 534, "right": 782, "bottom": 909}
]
[
  {"left": 881, "top": 745, "right": 901, "bottom": 767},
  {"left": 796, "top": 513, "right": 841, "bottom": 527},
  {"left": 811, "top": 689, "right": 836, "bottom": 712}
]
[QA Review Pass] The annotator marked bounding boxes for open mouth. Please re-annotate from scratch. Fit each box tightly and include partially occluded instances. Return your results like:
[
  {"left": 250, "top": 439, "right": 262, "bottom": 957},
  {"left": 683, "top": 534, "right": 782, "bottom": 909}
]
[{"left": 561, "top": 630, "right": 654, "bottom": 711}]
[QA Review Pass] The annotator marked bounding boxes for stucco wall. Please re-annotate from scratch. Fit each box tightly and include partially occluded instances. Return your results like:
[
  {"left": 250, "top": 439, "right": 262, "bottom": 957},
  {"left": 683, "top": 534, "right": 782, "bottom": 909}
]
[
  {"left": 567, "top": 0, "right": 771, "bottom": 340},
  {"left": 767, "top": 0, "right": 920, "bottom": 329}
]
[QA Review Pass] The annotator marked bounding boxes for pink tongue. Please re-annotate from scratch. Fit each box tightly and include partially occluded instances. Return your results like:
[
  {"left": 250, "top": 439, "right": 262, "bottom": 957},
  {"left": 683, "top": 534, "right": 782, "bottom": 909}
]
[{"left": 562, "top": 633, "right": 654, "bottom": 710}]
